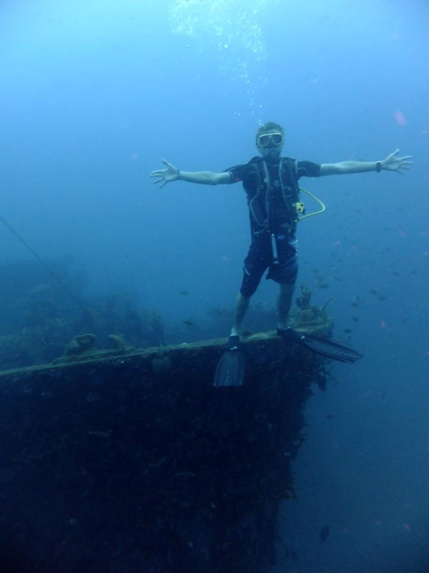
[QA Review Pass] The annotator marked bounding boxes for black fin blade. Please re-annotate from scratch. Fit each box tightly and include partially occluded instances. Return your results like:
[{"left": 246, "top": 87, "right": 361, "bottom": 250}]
[
  {"left": 281, "top": 329, "right": 363, "bottom": 363},
  {"left": 213, "top": 349, "right": 246, "bottom": 387},
  {"left": 298, "top": 333, "right": 363, "bottom": 363}
]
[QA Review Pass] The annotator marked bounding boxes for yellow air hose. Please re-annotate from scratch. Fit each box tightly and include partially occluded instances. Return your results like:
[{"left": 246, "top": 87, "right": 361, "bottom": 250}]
[{"left": 296, "top": 187, "right": 326, "bottom": 222}]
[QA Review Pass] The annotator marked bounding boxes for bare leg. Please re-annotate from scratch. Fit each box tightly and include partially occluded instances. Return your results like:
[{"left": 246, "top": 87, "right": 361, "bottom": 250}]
[
  {"left": 277, "top": 282, "right": 295, "bottom": 330},
  {"left": 230, "top": 291, "right": 250, "bottom": 336}
]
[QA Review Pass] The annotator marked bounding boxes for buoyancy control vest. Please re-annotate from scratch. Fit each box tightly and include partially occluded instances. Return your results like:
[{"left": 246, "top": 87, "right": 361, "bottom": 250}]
[{"left": 242, "top": 156, "right": 300, "bottom": 235}]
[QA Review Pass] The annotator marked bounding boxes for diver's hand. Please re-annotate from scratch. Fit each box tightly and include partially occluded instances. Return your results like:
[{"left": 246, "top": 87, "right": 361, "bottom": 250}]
[
  {"left": 381, "top": 149, "right": 413, "bottom": 174},
  {"left": 150, "top": 159, "right": 180, "bottom": 188}
]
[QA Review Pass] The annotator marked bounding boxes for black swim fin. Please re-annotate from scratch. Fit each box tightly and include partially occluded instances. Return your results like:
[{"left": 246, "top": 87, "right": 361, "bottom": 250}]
[
  {"left": 278, "top": 328, "right": 363, "bottom": 363},
  {"left": 213, "top": 337, "right": 246, "bottom": 387}
]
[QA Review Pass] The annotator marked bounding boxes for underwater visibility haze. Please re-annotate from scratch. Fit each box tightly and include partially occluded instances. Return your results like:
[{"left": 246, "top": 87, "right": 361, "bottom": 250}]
[{"left": 1, "top": 0, "right": 429, "bottom": 571}]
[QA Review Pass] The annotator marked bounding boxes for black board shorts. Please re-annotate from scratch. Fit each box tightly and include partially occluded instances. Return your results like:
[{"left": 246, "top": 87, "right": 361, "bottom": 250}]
[{"left": 240, "top": 232, "right": 298, "bottom": 298}]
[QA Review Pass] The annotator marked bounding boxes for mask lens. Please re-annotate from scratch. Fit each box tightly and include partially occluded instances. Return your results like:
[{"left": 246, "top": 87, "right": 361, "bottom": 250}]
[
  {"left": 271, "top": 133, "right": 283, "bottom": 145},
  {"left": 258, "top": 134, "right": 270, "bottom": 147}
]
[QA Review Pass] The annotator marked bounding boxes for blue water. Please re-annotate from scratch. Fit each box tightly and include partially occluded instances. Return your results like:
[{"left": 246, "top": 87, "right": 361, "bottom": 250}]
[{"left": 1, "top": 0, "right": 429, "bottom": 571}]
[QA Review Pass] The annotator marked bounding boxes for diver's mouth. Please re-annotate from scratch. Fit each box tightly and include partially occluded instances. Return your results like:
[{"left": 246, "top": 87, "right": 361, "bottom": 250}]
[{"left": 265, "top": 148, "right": 281, "bottom": 162}]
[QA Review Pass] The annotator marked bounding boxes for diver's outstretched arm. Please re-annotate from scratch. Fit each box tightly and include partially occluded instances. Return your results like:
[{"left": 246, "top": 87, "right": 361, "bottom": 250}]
[
  {"left": 320, "top": 149, "right": 413, "bottom": 176},
  {"left": 150, "top": 159, "right": 230, "bottom": 187}
]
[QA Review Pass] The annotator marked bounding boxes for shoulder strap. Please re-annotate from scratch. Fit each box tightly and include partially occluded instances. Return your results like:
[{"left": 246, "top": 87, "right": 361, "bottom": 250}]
[{"left": 279, "top": 157, "right": 300, "bottom": 200}]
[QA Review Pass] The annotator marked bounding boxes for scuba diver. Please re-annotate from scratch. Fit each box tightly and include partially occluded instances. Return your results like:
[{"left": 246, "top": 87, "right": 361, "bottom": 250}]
[{"left": 151, "top": 122, "right": 412, "bottom": 385}]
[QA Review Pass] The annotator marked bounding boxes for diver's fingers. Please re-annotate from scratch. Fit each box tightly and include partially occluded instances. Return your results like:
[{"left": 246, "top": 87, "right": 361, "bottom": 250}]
[
  {"left": 161, "top": 159, "right": 177, "bottom": 170},
  {"left": 396, "top": 165, "right": 413, "bottom": 175},
  {"left": 384, "top": 149, "right": 399, "bottom": 162},
  {"left": 150, "top": 170, "right": 164, "bottom": 177}
]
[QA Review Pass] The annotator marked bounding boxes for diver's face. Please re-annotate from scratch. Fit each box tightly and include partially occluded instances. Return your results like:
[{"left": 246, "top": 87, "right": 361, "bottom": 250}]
[{"left": 256, "top": 130, "right": 284, "bottom": 163}]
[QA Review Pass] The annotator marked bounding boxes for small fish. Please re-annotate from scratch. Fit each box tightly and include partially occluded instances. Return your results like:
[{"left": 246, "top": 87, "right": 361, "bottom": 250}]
[
  {"left": 343, "top": 328, "right": 352, "bottom": 334},
  {"left": 320, "top": 524, "right": 330, "bottom": 543},
  {"left": 179, "top": 290, "right": 190, "bottom": 296},
  {"left": 88, "top": 430, "right": 112, "bottom": 438},
  {"left": 27, "top": 283, "right": 50, "bottom": 295},
  {"left": 394, "top": 110, "right": 408, "bottom": 127},
  {"left": 211, "top": 307, "right": 230, "bottom": 317},
  {"left": 183, "top": 320, "right": 195, "bottom": 327}
]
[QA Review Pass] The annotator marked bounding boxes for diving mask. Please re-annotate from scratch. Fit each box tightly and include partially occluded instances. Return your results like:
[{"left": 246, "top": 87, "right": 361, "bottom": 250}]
[{"left": 257, "top": 132, "right": 284, "bottom": 147}]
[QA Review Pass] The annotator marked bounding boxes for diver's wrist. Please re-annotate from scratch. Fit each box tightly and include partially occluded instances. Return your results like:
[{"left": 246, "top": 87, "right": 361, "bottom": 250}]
[{"left": 375, "top": 161, "right": 382, "bottom": 173}]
